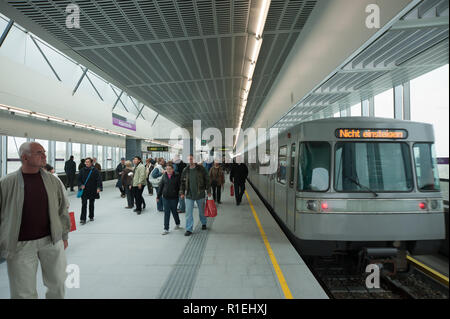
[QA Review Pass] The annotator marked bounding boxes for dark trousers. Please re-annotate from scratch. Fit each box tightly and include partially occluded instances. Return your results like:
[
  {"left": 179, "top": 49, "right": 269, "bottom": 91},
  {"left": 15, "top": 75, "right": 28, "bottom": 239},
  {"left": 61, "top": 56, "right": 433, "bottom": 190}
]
[
  {"left": 154, "top": 187, "right": 164, "bottom": 211},
  {"left": 234, "top": 182, "right": 245, "bottom": 203},
  {"left": 118, "top": 180, "right": 125, "bottom": 196},
  {"left": 67, "top": 173, "right": 75, "bottom": 191},
  {"left": 125, "top": 186, "right": 134, "bottom": 207},
  {"left": 162, "top": 198, "right": 180, "bottom": 231},
  {"left": 81, "top": 197, "right": 95, "bottom": 221},
  {"left": 211, "top": 182, "right": 221, "bottom": 202},
  {"left": 132, "top": 186, "right": 146, "bottom": 211}
]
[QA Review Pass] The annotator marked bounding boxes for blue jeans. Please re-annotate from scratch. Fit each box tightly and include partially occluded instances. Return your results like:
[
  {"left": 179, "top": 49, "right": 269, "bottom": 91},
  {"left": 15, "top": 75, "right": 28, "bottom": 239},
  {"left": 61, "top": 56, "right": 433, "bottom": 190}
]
[
  {"left": 154, "top": 187, "right": 164, "bottom": 211},
  {"left": 185, "top": 198, "right": 206, "bottom": 232},
  {"left": 178, "top": 196, "right": 185, "bottom": 212},
  {"left": 162, "top": 198, "right": 180, "bottom": 231}
]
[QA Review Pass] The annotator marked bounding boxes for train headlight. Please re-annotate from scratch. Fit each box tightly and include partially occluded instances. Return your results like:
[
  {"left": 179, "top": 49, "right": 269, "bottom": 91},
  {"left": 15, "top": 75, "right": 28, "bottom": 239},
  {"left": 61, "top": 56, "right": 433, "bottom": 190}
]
[
  {"left": 430, "top": 200, "right": 438, "bottom": 210},
  {"left": 306, "top": 200, "right": 318, "bottom": 211}
]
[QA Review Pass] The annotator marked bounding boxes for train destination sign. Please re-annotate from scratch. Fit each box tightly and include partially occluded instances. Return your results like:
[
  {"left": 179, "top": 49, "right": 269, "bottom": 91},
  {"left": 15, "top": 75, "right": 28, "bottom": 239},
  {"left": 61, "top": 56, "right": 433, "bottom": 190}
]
[
  {"left": 335, "top": 128, "right": 408, "bottom": 139},
  {"left": 147, "top": 146, "right": 169, "bottom": 152}
]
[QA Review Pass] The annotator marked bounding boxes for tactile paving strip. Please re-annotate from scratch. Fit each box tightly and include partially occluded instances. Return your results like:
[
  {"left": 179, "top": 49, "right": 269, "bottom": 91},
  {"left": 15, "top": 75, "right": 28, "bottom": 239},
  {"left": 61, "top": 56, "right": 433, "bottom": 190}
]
[{"left": 158, "top": 218, "right": 215, "bottom": 299}]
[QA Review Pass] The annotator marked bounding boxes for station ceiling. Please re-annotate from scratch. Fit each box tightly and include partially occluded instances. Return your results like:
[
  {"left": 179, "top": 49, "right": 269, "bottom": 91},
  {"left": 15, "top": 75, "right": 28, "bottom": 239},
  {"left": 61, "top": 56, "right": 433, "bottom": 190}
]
[{"left": 0, "top": 0, "right": 318, "bottom": 131}]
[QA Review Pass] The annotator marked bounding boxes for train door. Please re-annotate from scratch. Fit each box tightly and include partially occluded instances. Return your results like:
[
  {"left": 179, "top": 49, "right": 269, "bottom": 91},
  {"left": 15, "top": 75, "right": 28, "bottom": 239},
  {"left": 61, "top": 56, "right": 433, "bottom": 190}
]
[
  {"left": 274, "top": 145, "right": 288, "bottom": 223},
  {"left": 286, "top": 142, "right": 297, "bottom": 231}
]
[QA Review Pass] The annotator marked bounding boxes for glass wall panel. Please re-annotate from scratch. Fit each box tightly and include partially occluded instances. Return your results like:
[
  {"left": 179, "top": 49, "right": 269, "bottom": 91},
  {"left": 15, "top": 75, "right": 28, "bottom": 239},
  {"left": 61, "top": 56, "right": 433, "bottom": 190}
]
[{"left": 374, "top": 88, "right": 394, "bottom": 118}]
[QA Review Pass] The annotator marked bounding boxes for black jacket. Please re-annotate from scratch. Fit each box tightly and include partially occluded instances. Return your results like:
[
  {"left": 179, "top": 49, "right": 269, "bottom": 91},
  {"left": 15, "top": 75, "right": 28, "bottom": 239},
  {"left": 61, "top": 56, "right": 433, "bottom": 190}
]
[
  {"left": 177, "top": 161, "right": 187, "bottom": 175},
  {"left": 78, "top": 167, "right": 103, "bottom": 199},
  {"left": 230, "top": 163, "right": 248, "bottom": 185},
  {"left": 116, "top": 163, "right": 125, "bottom": 179},
  {"left": 157, "top": 172, "right": 181, "bottom": 200},
  {"left": 64, "top": 159, "right": 76, "bottom": 175}
]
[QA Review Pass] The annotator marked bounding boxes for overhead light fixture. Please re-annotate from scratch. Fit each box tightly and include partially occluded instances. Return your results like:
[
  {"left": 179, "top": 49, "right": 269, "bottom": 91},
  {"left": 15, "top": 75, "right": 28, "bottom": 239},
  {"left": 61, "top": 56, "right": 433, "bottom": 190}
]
[{"left": 255, "top": 0, "right": 271, "bottom": 38}]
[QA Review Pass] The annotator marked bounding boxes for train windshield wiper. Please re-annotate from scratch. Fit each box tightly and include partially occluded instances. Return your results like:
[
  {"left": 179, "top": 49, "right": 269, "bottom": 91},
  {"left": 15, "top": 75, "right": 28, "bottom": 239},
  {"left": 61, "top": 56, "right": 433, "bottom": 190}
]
[{"left": 346, "top": 176, "right": 378, "bottom": 197}]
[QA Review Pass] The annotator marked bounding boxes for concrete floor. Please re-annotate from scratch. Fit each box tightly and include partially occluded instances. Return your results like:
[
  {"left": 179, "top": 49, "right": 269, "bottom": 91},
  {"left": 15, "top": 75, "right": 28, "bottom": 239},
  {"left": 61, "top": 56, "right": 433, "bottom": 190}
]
[{"left": 0, "top": 177, "right": 327, "bottom": 299}]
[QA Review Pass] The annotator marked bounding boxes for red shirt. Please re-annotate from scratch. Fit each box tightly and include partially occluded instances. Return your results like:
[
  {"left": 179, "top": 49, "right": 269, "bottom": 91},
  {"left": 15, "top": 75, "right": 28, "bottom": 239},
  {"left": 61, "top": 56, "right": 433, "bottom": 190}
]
[{"left": 18, "top": 172, "right": 50, "bottom": 241}]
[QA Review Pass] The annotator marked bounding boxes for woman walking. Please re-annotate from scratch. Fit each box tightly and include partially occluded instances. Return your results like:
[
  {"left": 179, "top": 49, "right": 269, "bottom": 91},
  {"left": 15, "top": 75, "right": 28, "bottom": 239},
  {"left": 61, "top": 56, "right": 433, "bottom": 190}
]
[
  {"left": 157, "top": 164, "right": 182, "bottom": 235},
  {"left": 78, "top": 157, "right": 102, "bottom": 224},
  {"left": 149, "top": 158, "right": 165, "bottom": 212},
  {"left": 209, "top": 160, "right": 225, "bottom": 204},
  {"left": 121, "top": 160, "right": 135, "bottom": 209}
]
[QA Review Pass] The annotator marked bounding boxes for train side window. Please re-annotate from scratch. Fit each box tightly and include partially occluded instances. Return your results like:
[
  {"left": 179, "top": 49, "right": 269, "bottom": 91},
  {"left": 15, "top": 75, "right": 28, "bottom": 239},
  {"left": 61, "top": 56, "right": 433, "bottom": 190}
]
[
  {"left": 277, "top": 145, "right": 287, "bottom": 185},
  {"left": 413, "top": 143, "right": 441, "bottom": 192},
  {"left": 297, "top": 142, "right": 330, "bottom": 192},
  {"left": 289, "top": 143, "right": 296, "bottom": 188}
]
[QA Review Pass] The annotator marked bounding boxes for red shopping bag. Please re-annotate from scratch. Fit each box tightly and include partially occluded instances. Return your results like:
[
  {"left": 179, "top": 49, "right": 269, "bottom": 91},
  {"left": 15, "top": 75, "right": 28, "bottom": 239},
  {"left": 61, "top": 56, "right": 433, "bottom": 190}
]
[
  {"left": 204, "top": 198, "right": 217, "bottom": 218},
  {"left": 230, "top": 184, "right": 234, "bottom": 196},
  {"left": 69, "top": 212, "right": 76, "bottom": 232}
]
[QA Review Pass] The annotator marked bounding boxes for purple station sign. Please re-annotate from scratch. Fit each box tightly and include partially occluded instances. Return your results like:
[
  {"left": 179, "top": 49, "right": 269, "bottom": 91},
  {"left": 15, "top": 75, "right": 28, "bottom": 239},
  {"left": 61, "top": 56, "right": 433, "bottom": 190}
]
[{"left": 112, "top": 113, "right": 136, "bottom": 131}]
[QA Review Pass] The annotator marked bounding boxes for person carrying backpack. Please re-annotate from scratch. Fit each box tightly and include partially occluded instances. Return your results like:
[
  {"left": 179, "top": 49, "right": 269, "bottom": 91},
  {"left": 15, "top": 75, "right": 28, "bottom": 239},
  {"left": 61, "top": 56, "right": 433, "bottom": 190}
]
[{"left": 149, "top": 158, "right": 165, "bottom": 212}]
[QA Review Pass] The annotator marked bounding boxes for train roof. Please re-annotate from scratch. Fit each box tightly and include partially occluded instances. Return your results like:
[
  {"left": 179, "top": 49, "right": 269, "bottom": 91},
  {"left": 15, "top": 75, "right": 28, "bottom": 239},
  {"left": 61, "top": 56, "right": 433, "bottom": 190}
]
[{"left": 278, "top": 117, "right": 435, "bottom": 142}]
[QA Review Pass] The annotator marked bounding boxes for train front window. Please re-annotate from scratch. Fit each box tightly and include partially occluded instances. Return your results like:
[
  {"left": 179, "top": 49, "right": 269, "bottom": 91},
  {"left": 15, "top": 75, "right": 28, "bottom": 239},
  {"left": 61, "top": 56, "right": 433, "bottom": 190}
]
[
  {"left": 413, "top": 143, "right": 440, "bottom": 192},
  {"left": 297, "top": 142, "right": 330, "bottom": 192},
  {"left": 334, "top": 142, "right": 413, "bottom": 192}
]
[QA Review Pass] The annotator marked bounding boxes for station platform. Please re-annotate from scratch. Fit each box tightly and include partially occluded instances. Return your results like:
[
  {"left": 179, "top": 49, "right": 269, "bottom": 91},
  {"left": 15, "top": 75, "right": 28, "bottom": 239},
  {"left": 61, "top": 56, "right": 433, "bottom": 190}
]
[{"left": 0, "top": 176, "right": 327, "bottom": 299}]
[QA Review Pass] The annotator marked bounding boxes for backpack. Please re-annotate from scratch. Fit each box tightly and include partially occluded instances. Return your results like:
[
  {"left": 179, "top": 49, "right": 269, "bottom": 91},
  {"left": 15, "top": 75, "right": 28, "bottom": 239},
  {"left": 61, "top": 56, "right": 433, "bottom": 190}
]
[{"left": 151, "top": 167, "right": 162, "bottom": 179}]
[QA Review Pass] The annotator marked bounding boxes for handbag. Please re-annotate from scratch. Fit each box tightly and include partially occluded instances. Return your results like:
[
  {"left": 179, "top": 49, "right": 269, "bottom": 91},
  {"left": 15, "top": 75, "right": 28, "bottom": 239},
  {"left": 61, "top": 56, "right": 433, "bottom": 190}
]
[
  {"left": 204, "top": 196, "right": 217, "bottom": 218},
  {"left": 77, "top": 169, "right": 93, "bottom": 198},
  {"left": 230, "top": 184, "right": 234, "bottom": 196},
  {"left": 69, "top": 212, "right": 76, "bottom": 232}
]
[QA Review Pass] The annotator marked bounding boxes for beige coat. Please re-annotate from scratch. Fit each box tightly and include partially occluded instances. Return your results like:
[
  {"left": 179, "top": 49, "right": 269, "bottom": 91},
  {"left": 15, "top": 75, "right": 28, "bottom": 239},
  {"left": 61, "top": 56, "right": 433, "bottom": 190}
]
[{"left": 0, "top": 168, "right": 70, "bottom": 259}]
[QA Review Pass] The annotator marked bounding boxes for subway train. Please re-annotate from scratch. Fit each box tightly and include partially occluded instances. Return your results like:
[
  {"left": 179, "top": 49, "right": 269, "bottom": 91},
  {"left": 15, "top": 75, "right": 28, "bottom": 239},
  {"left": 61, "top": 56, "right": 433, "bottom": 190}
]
[{"left": 247, "top": 117, "right": 445, "bottom": 256}]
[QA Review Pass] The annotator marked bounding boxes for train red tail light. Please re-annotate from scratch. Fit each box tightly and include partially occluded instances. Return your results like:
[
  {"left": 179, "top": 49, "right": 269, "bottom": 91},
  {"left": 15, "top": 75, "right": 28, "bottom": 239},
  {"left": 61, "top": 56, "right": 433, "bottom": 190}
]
[
  {"left": 419, "top": 202, "right": 427, "bottom": 210},
  {"left": 321, "top": 202, "right": 328, "bottom": 210}
]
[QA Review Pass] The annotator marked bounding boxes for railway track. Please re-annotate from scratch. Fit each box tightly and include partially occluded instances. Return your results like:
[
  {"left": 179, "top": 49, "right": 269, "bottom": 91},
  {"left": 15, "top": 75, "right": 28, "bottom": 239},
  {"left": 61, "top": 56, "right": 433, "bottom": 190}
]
[{"left": 308, "top": 255, "right": 449, "bottom": 299}]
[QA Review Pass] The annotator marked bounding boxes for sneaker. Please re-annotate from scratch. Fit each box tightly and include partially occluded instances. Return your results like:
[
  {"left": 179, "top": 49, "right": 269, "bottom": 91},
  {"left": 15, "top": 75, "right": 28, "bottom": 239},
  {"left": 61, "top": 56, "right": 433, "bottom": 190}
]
[
  {"left": 89, "top": 218, "right": 94, "bottom": 222},
  {"left": 125, "top": 206, "right": 133, "bottom": 209},
  {"left": 218, "top": 201, "right": 222, "bottom": 204},
  {"left": 162, "top": 230, "right": 169, "bottom": 235},
  {"left": 174, "top": 225, "right": 182, "bottom": 230},
  {"left": 133, "top": 209, "right": 138, "bottom": 212},
  {"left": 202, "top": 225, "right": 207, "bottom": 230},
  {"left": 121, "top": 194, "right": 126, "bottom": 198},
  {"left": 136, "top": 210, "right": 142, "bottom": 215},
  {"left": 184, "top": 231, "right": 192, "bottom": 236},
  {"left": 80, "top": 220, "right": 86, "bottom": 225}
]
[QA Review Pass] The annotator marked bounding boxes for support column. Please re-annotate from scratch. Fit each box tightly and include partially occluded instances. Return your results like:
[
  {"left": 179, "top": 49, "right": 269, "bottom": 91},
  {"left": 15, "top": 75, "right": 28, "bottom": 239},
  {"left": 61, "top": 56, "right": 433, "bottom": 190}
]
[
  {"left": 48, "top": 140, "right": 56, "bottom": 168},
  {"left": 0, "top": 136, "right": 6, "bottom": 177},
  {"left": 403, "top": 81, "right": 411, "bottom": 120},
  {"left": 394, "top": 84, "right": 403, "bottom": 120},
  {"left": 362, "top": 99, "right": 369, "bottom": 116},
  {"left": 369, "top": 97, "right": 375, "bottom": 117},
  {"left": 126, "top": 137, "right": 142, "bottom": 160},
  {"left": 66, "top": 142, "right": 72, "bottom": 160},
  {"left": 340, "top": 106, "right": 349, "bottom": 117}
]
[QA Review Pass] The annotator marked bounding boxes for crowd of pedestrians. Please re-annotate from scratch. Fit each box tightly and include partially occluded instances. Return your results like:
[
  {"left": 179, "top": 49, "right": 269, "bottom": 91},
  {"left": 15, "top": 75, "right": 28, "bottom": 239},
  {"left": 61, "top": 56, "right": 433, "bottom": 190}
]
[{"left": 0, "top": 141, "right": 249, "bottom": 299}]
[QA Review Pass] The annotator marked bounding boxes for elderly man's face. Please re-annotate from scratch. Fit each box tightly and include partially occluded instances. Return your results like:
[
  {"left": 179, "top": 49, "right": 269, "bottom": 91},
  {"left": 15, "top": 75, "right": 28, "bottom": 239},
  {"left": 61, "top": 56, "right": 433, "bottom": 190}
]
[{"left": 23, "top": 143, "right": 47, "bottom": 168}]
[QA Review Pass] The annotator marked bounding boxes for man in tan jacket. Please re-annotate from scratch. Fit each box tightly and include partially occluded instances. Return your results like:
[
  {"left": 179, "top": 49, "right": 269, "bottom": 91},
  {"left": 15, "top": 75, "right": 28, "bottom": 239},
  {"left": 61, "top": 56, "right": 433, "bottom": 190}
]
[{"left": 0, "top": 142, "right": 70, "bottom": 299}]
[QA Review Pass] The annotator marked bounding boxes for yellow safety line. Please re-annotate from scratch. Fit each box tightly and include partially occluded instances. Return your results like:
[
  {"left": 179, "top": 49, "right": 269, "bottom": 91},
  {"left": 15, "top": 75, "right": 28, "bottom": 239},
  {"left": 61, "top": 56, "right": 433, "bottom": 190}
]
[
  {"left": 245, "top": 190, "right": 293, "bottom": 299},
  {"left": 406, "top": 255, "right": 449, "bottom": 286}
]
